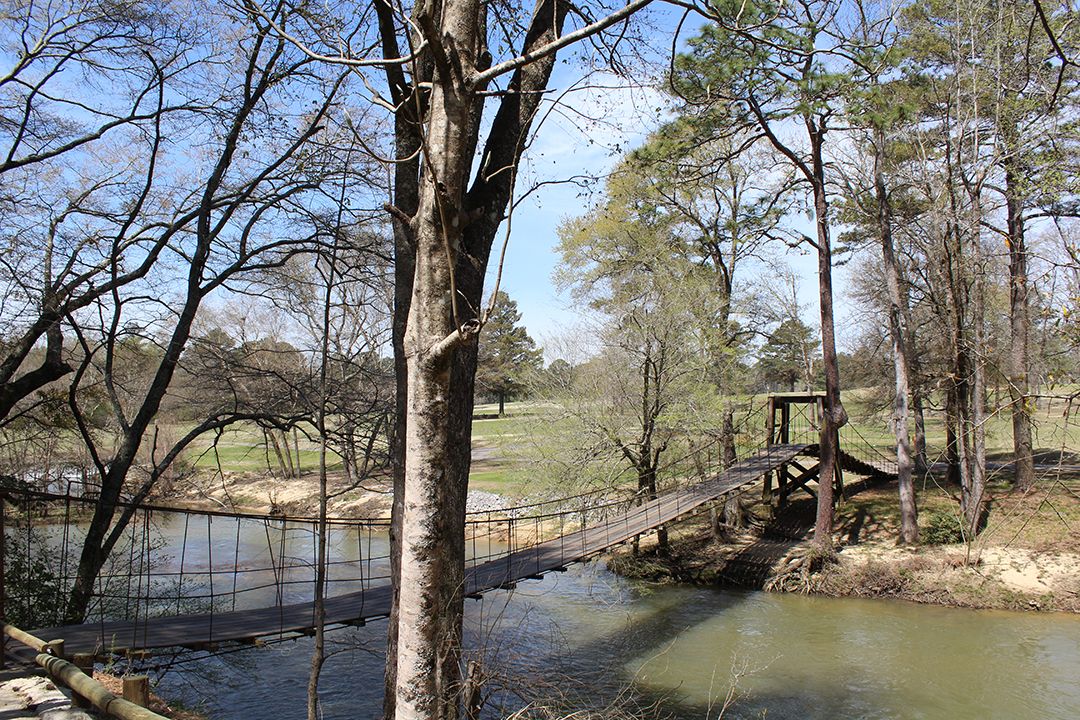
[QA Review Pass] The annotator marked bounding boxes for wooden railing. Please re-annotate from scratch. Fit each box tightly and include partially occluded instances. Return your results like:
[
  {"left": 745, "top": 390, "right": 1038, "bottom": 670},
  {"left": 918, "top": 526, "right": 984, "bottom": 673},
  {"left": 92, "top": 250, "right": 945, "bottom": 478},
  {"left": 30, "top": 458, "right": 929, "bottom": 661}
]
[{"left": 2, "top": 623, "right": 165, "bottom": 720}]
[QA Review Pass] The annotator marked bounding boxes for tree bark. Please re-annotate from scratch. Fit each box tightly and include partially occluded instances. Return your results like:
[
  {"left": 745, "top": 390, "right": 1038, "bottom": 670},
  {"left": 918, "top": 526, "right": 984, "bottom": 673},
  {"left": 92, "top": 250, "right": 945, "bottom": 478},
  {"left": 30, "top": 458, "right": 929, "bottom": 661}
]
[
  {"left": 721, "top": 409, "right": 737, "bottom": 469},
  {"left": 912, "top": 383, "right": 929, "bottom": 472},
  {"left": 873, "top": 129, "right": 918, "bottom": 544},
  {"left": 1004, "top": 154, "right": 1035, "bottom": 491},
  {"left": 392, "top": 7, "right": 480, "bottom": 709},
  {"left": 946, "top": 386, "right": 962, "bottom": 487},
  {"left": 378, "top": 0, "right": 424, "bottom": 708},
  {"left": 967, "top": 246, "right": 989, "bottom": 536},
  {"left": 809, "top": 129, "right": 846, "bottom": 556}
]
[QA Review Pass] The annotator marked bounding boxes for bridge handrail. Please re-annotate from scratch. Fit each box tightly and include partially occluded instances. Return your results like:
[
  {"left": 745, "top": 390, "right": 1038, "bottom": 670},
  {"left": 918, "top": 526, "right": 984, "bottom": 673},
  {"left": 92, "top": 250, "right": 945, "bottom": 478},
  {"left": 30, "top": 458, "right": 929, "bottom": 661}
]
[
  {"left": 1, "top": 399, "right": 772, "bottom": 529},
  {"left": 2, "top": 623, "right": 167, "bottom": 720},
  {"left": 839, "top": 418, "right": 899, "bottom": 475}
]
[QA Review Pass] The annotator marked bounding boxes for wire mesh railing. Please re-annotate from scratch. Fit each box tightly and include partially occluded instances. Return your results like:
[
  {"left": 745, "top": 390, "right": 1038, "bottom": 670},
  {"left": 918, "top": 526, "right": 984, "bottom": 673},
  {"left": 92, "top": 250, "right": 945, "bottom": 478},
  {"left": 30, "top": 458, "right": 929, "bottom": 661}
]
[
  {"left": 0, "top": 437, "right": 776, "bottom": 648},
  {"left": 0, "top": 394, "right": 902, "bottom": 654}
]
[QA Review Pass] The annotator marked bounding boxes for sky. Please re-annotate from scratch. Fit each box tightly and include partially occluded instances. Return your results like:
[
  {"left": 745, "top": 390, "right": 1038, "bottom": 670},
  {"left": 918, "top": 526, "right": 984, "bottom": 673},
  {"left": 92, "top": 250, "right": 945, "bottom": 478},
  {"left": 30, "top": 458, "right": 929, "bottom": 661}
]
[{"left": 480, "top": 9, "right": 863, "bottom": 362}]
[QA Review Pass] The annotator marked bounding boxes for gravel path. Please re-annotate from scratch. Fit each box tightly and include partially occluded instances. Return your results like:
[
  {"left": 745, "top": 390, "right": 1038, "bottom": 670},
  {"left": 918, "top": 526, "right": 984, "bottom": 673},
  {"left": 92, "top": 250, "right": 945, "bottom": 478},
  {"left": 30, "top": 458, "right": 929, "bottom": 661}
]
[{"left": 466, "top": 490, "right": 507, "bottom": 513}]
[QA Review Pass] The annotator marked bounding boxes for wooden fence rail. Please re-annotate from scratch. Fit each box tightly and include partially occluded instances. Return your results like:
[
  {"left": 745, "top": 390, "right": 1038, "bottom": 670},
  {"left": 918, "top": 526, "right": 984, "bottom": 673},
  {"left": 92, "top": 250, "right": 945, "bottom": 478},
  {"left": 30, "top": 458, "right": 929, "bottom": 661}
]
[{"left": 2, "top": 623, "right": 165, "bottom": 720}]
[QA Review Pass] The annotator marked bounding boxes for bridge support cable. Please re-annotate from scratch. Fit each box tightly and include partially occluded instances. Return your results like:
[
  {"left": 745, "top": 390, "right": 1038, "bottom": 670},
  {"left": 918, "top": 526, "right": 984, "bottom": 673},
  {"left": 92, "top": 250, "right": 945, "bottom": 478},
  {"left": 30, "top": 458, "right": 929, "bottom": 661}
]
[{"left": 15, "top": 440, "right": 835, "bottom": 656}]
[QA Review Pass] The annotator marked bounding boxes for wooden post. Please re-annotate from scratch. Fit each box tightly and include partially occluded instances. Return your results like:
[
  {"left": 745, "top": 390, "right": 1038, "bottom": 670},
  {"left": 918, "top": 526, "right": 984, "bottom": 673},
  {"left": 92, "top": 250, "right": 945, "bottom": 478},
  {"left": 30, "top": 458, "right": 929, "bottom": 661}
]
[
  {"left": 46, "top": 639, "right": 64, "bottom": 659},
  {"left": 780, "top": 400, "right": 791, "bottom": 444},
  {"left": 123, "top": 675, "right": 151, "bottom": 709},
  {"left": 777, "top": 399, "right": 791, "bottom": 507},
  {"left": 36, "top": 654, "right": 167, "bottom": 720},
  {"left": 763, "top": 396, "right": 776, "bottom": 507},
  {"left": 73, "top": 654, "right": 94, "bottom": 709}
]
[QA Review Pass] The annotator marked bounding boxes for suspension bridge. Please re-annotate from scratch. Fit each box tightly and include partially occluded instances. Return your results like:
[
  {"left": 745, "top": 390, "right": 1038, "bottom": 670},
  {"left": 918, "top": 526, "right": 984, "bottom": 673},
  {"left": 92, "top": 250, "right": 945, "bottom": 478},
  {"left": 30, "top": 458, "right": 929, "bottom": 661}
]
[{"left": 4, "top": 394, "right": 896, "bottom": 660}]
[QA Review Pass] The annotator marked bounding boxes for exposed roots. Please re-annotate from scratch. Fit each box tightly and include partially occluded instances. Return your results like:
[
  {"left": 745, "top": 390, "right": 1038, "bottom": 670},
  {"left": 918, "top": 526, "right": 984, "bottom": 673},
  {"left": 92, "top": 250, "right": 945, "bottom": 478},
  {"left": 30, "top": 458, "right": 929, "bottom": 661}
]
[{"left": 763, "top": 545, "right": 837, "bottom": 593}]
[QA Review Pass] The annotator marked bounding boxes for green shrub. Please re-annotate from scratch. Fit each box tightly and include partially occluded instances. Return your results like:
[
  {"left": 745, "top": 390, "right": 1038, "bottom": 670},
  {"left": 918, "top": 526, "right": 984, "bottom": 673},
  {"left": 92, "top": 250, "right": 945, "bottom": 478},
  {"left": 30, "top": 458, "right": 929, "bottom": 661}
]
[
  {"left": 4, "top": 535, "right": 67, "bottom": 628},
  {"left": 921, "top": 511, "right": 965, "bottom": 545}
]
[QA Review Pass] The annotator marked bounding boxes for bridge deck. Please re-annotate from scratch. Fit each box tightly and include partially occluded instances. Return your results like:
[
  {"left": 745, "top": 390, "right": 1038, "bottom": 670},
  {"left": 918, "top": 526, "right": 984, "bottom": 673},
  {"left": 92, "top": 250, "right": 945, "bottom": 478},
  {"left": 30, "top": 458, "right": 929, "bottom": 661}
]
[{"left": 34, "top": 444, "right": 810, "bottom": 655}]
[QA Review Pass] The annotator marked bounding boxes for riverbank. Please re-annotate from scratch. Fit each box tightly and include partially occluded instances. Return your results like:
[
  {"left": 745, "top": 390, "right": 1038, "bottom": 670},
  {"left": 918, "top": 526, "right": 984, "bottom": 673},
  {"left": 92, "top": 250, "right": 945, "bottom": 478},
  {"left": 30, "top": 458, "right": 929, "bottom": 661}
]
[
  {"left": 166, "top": 444, "right": 512, "bottom": 518},
  {"left": 608, "top": 469, "right": 1080, "bottom": 613}
]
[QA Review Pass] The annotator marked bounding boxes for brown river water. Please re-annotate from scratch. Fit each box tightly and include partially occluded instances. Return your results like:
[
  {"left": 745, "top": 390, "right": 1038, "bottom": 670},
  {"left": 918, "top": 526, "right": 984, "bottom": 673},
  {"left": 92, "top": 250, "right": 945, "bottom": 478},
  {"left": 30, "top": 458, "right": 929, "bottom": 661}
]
[{"left": 151, "top": 557, "right": 1080, "bottom": 719}]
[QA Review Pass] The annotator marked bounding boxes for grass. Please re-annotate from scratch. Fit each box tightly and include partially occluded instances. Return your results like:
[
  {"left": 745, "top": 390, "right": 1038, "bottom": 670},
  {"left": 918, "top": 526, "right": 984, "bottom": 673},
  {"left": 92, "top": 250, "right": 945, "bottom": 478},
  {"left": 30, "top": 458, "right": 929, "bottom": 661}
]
[
  {"left": 835, "top": 385, "right": 1080, "bottom": 462},
  {"left": 177, "top": 390, "right": 1079, "bottom": 501},
  {"left": 34, "top": 388, "right": 1073, "bottom": 508},
  {"left": 467, "top": 467, "right": 531, "bottom": 494},
  {"left": 181, "top": 423, "right": 346, "bottom": 474},
  {"left": 832, "top": 466, "right": 1080, "bottom": 553}
]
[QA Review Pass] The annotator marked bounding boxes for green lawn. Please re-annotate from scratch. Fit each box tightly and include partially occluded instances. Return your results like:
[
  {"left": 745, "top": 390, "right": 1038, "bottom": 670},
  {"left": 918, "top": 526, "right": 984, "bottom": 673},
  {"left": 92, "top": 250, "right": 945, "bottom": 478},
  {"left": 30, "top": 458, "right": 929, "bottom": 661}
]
[
  {"left": 836, "top": 387, "right": 1080, "bottom": 463},
  {"left": 155, "top": 391, "right": 1078, "bottom": 501},
  {"left": 181, "top": 423, "right": 344, "bottom": 474}
]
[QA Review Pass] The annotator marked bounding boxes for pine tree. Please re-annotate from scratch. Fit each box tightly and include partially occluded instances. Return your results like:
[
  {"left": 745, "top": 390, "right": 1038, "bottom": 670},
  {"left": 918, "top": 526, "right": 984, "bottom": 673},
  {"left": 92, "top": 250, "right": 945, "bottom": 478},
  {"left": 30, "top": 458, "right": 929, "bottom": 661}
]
[{"left": 475, "top": 291, "right": 543, "bottom": 415}]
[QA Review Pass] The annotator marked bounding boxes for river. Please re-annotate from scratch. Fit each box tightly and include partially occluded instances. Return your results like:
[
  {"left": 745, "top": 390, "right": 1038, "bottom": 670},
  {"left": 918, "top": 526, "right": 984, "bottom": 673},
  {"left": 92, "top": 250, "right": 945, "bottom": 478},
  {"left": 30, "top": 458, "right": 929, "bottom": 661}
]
[{"left": 149, "top": 558, "right": 1080, "bottom": 719}]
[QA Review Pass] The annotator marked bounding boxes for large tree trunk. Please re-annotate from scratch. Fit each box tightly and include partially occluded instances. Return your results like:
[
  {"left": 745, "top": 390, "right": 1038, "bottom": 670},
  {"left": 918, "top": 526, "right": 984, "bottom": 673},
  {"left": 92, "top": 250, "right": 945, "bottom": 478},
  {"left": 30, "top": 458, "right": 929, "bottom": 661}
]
[
  {"left": 809, "top": 133, "right": 846, "bottom": 556},
  {"left": 636, "top": 460, "right": 667, "bottom": 550},
  {"left": 391, "top": 15, "right": 480, "bottom": 712},
  {"left": 377, "top": 0, "right": 573, "bottom": 714},
  {"left": 1004, "top": 155, "right": 1035, "bottom": 491},
  {"left": 873, "top": 130, "right": 918, "bottom": 544}
]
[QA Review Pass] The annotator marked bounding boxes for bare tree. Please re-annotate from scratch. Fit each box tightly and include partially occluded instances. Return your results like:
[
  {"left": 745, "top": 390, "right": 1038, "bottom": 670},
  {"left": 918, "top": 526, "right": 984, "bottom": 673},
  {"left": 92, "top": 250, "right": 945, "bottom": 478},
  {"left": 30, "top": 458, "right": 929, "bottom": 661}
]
[
  {"left": 615, "top": 125, "right": 792, "bottom": 461},
  {"left": 0, "top": 0, "right": 198, "bottom": 422},
  {"left": 60, "top": 1, "right": 371, "bottom": 622}
]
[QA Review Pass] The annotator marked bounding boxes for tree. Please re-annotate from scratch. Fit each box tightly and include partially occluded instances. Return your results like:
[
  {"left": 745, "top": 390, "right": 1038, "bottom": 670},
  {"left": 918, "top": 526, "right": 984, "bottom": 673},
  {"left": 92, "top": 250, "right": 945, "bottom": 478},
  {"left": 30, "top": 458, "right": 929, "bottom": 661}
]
[
  {"left": 674, "top": 0, "right": 853, "bottom": 554},
  {"left": 58, "top": 1, "right": 375, "bottom": 622},
  {"left": 253, "top": 230, "right": 396, "bottom": 488},
  {"left": 258, "top": 1, "right": 659, "bottom": 716},
  {"left": 981, "top": 0, "right": 1078, "bottom": 491},
  {"left": 615, "top": 122, "right": 791, "bottom": 462},
  {"left": 893, "top": 0, "right": 1060, "bottom": 532},
  {"left": 475, "top": 292, "right": 542, "bottom": 415},
  {"left": 0, "top": 0, "right": 196, "bottom": 423},
  {"left": 836, "top": 0, "right": 921, "bottom": 543},
  {"left": 757, "top": 318, "right": 820, "bottom": 392},
  {"left": 556, "top": 171, "right": 721, "bottom": 549}
]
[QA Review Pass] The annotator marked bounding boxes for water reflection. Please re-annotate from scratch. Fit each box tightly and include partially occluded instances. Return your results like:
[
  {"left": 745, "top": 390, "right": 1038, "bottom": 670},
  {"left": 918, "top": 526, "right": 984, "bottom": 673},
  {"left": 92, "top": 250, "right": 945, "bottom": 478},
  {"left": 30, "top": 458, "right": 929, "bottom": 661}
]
[{"left": 154, "top": 563, "right": 1080, "bottom": 720}]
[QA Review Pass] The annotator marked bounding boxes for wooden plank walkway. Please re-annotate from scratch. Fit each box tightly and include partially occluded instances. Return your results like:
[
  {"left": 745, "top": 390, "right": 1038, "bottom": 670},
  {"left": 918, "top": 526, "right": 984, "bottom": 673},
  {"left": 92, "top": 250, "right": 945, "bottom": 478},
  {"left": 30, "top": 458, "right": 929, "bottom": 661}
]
[{"left": 33, "top": 444, "right": 810, "bottom": 656}]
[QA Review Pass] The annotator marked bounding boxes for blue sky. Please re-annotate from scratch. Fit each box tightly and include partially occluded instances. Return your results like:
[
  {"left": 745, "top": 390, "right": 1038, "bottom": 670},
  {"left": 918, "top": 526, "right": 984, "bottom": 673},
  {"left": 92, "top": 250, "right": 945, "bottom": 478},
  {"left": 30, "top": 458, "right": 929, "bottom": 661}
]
[{"left": 482, "top": 20, "right": 861, "bottom": 361}]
